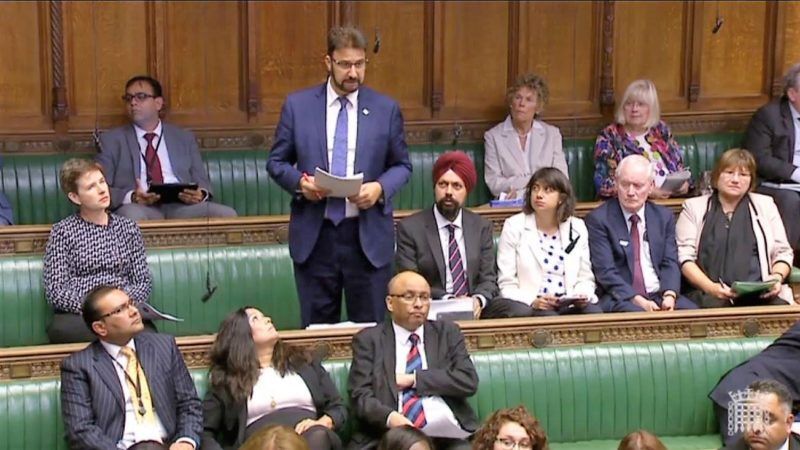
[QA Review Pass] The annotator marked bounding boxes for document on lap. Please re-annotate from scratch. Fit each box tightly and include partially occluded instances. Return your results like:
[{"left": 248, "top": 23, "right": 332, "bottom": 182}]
[
  {"left": 314, "top": 167, "right": 363, "bottom": 197},
  {"left": 659, "top": 170, "right": 691, "bottom": 193},
  {"left": 731, "top": 280, "right": 778, "bottom": 296},
  {"left": 427, "top": 298, "right": 474, "bottom": 321},
  {"left": 760, "top": 181, "right": 800, "bottom": 192},
  {"left": 137, "top": 302, "right": 183, "bottom": 322}
]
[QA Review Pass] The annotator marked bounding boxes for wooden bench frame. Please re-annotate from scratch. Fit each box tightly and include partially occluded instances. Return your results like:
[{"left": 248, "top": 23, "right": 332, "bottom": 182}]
[{"left": 1, "top": 305, "right": 797, "bottom": 381}]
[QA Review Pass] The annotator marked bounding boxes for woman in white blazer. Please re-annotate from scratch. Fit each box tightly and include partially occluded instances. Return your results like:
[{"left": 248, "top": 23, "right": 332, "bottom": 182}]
[
  {"left": 496, "top": 168, "right": 602, "bottom": 316},
  {"left": 676, "top": 148, "right": 794, "bottom": 307},
  {"left": 484, "top": 73, "right": 569, "bottom": 200}
]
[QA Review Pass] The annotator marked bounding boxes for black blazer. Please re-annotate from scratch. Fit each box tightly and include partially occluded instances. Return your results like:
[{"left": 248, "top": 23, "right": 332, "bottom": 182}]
[
  {"left": 347, "top": 320, "right": 479, "bottom": 447},
  {"left": 721, "top": 432, "right": 800, "bottom": 449},
  {"left": 395, "top": 207, "right": 498, "bottom": 300},
  {"left": 745, "top": 97, "right": 798, "bottom": 182},
  {"left": 60, "top": 333, "right": 203, "bottom": 450},
  {"left": 710, "top": 320, "right": 800, "bottom": 411},
  {"left": 201, "top": 360, "right": 348, "bottom": 450}
]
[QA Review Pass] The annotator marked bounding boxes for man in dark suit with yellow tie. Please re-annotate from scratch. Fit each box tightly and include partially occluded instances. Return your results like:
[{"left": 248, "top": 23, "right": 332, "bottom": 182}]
[
  {"left": 60, "top": 285, "right": 202, "bottom": 450},
  {"left": 347, "top": 271, "right": 479, "bottom": 450}
]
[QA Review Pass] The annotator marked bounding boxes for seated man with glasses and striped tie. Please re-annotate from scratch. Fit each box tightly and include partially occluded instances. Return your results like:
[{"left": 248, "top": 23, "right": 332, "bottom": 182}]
[
  {"left": 60, "top": 285, "right": 202, "bottom": 450},
  {"left": 97, "top": 75, "right": 237, "bottom": 221},
  {"left": 347, "top": 271, "right": 479, "bottom": 450},
  {"left": 395, "top": 151, "right": 519, "bottom": 320},
  {"left": 585, "top": 154, "right": 698, "bottom": 312}
]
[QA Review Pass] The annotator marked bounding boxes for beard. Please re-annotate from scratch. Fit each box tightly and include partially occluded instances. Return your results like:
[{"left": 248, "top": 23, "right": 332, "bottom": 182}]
[
  {"left": 330, "top": 70, "right": 362, "bottom": 94},
  {"left": 436, "top": 197, "right": 462, "bottom": 221}
]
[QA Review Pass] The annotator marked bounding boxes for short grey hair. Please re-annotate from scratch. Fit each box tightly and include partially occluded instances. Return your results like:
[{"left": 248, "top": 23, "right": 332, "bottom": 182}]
[
  {"left": 616, "top": 154, "right": 655, "bottom": 181},
  {"left": 783, "top": 63, "right": 800, "bottom": 95},
  {"left": 615, "top": 79, "right": 661, "bottom": 129}
]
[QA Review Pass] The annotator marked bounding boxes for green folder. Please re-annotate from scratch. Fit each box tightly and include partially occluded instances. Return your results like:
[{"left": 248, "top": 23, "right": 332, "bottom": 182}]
[{"left": 731, "top": 280, "right": 778, "bottom": 296}]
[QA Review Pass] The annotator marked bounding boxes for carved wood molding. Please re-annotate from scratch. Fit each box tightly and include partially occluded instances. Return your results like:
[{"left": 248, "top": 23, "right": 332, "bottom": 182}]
[
  {"left": 50, "top": 0, "right": 68, "bottom": 126},
  {"left": 1, "top": 306, "right": 797, "bottom": 380},
  {"left": 599, "top": 0, "right": 614, "bottom": 106},
  {"left": 0, "top": 200, "right": 685, "bottom": 255}
]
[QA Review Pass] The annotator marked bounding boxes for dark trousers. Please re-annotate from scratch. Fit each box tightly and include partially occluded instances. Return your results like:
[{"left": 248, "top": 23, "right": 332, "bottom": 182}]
[
  {"left": 47, "top": 312, "right": 157, "bottom": 344},
  {"left": 757, "top": 185, "right": 800, "bottom": 264},
  {"left": 294, "top": 218, "right": 392, "bottom": 327},
  {"left": 603, "top": 292, "right": 699, "bottom": 312},
  {"left": 480, "top": 297, "right": 603, "bottom": 318}
]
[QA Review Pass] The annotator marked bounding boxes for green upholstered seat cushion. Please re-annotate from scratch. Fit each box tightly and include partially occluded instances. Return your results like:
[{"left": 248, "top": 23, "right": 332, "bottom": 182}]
[
  {"left": 0, "top": 337, "right": 772, "bottom": 449},
  {"left": 0, "top": 244, "right": 301, "bottom": 347}
]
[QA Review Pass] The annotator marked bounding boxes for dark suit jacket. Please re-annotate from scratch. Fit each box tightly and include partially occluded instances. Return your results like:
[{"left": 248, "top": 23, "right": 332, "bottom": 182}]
[
  {"left": 745, "top": 97, "right": 798, "bottom": 182},
  {"left": 710, "top": 321, "right": 800, "bottom": 411},
  {"left": 266, "top": 83, "right": 412, "bottom": 268},
  {"left": 60, "top": 332, "right": 203, "bottom": 450},
  {"left": 395, "top": 207, "right": 498, "bottom": 300},
  {"left": 721, "top": 433, "right": 800, "bottom": 450},
  {"left": 0, "top": 156, "right": 13, "bottom": 225},
  {"left": 585, "top": 198, "right": 681, "bottom": 304},
  {"left": 347, "top": 320, "right": 479, "bottom": 447},
  {"left": 97, "top": 122, "right": 214, "bottom": 210},
  {"left": 201, "top": 360, "right": 348, "bottom": 450}
]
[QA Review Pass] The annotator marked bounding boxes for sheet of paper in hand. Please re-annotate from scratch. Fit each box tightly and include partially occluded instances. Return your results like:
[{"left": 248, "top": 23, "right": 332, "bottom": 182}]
[
  {"left": 314, "top": 168, "right": 363, "bottom": 198},
  {"left": 659, "top": 170, "right": 691, "bottom": 193},
  {"left": 136, "top": 302, "right": 184, "bottom": 322}
]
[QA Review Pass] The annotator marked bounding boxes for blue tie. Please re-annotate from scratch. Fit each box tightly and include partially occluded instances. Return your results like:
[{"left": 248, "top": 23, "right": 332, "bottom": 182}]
[
  {"left": 327, "top": 97, "right": 349, "bottom": 225},
  {"left": 402, "top": 333, "right": 427, "bottom": 428}
]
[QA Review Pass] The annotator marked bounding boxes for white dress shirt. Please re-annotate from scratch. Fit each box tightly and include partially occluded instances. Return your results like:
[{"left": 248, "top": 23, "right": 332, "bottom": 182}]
[
  {"left": 100, "top": 339, "right": 195, "bottom": 449},
  {"left": 391, "top": 322, "right": 469, "bottom": 439},
  {"left": 432, "top": 207, "right": 487, "bottom": 307},
  {"left": 125, "top": 121, "right": 180, "bottom": 204},
  {"left": 325, "top": 78, "right": 359, "bottom": 218},
  {"left": 787, "top": 103, "right": 800, "bottom": 183},
  {"left": 246, "top": 367, "right": 316, "bottom": 426},
  {"left": 621, "top": 206, "right": 660, "bottom": 294}
]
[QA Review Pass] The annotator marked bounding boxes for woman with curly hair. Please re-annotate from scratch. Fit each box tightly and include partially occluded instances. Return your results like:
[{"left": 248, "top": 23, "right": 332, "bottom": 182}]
[
  {"left": 472, "top": 406, "right": 548, "bottom": 450},
  {"left": 201, "top": 307, "right": 347, "bottom": 450}
]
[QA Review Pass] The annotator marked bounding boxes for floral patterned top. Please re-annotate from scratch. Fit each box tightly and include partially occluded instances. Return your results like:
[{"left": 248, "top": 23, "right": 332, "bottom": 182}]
[{"left": 593, "top": 120, "right": 690, "bottom": 199}]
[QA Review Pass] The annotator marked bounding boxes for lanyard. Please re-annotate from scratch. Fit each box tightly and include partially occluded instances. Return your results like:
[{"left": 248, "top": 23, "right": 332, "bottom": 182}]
[
  {"left": 111, "top": 352, "right": 147, "bottom": 416},
  {"left": 134, "top": 125, "right": 164, "bottom": 186}
]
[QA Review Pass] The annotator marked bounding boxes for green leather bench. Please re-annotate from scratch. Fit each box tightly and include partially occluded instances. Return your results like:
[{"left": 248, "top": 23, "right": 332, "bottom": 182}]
[
  {"left": 0, "top": 133, "right": 743, "bottom": 224},
  {"left": 0, "top": 336, "right": 773, "bottom": 449},
  {"left": 0, "top": 244, "right": 302, "bottom": 347}
]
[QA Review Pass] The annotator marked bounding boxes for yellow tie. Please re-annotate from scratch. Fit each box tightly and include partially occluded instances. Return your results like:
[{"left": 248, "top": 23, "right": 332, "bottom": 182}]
[{"left": 119, "top": 347, "right": 156, "bottom": 424}]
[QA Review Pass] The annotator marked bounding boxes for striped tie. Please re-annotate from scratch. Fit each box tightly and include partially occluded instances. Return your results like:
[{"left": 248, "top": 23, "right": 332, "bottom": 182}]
[
  {"left": 447, "top": 224, "right": 468, "bottom": 297},
  {"left": 401, "top": 333, "right": 427, "bottom": 428}
]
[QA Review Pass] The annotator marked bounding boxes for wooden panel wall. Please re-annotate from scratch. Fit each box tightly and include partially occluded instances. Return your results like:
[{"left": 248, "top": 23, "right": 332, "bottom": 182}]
[{"left": 2, "top": 0, "right": 800, "bottom": 152}]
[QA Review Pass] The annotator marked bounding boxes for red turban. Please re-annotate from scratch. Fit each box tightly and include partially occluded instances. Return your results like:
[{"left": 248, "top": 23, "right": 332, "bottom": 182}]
[{"left": 432, "top": 151, "right": 477, "bottom": 193}]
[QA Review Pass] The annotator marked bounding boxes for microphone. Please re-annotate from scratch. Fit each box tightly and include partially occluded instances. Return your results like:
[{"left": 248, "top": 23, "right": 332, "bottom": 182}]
[
  {"left": 712, "top": 17, "right": 724, "bottom": 34},
  {"left": 92, "top": 129, "right": 103, "bottom": 153},
  {"left": 200, "top": 202, "right": 218, "bottom": 303},
  {"left": 201, "top": 271, "right": 218, "bottom": 303},
  {"left": 451, "top": 124, "right": 463, "bottom": 146},
  {"left": 373, "top": 28, "right": 381, "bottom": 54}
]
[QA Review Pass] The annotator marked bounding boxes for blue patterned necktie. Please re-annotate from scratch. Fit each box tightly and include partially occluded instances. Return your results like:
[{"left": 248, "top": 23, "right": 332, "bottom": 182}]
[
  {"left": 402, "top": 333, "right": 427, "bottom": 428},
  {"left": 447, "top": 224, "right": 469, "bottom": 296},
  {"left": 327, "top": 96, "right": 349, "bottom": 225}
]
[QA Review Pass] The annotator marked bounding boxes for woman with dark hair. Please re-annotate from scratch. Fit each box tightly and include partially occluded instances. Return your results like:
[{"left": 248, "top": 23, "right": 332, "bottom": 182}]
[
  {"left": 201, "top": 307, "right": 346, "bottom": 450},
  {"left": 496, "top": 168, "right": 602, "bottom": 317},
  {"left": 376, "top": 426, "right": 433, "bottom": 450},
  {"left": 676, "top": 148, "right": 794, "bottom": 307},
  {"left": 472, "top": 406, "right": 548, "bottom": 450}
]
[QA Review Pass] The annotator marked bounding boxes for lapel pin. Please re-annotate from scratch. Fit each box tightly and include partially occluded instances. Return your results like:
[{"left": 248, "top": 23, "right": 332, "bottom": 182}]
[
  {"left": 362, "top": 108, "right": 369, "bottom": 116},
  {"left": 619, "top": 240, "right": 629, "bottom": 247}
]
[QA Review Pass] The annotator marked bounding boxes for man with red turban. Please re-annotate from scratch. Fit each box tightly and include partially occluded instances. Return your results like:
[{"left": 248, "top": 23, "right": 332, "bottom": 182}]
[{"left": 395, "top": 151, "right": 516, "bottom": 319}]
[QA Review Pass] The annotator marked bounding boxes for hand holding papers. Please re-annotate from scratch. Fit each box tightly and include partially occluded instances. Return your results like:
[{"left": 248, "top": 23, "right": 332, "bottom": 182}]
[
  {"left": 731, "top": 280, "right": 778, "bottom": 296},
  {"left": 314, "top": 168, "right": 363, "bottom": 198},
  {"left": 659, "top": 170, "right": 691, "bottom": 193}
]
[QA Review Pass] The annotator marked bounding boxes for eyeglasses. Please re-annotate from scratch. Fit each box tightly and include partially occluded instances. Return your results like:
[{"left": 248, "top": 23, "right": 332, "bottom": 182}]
[
  {"left": 121, "top": 92, "right": 156, "bottom": 103},
  {"left": 388, "top": 293, "right": 432, "bottom": 303},
  {"left": 331, "top": 58, "right": 368, "bottom": 70},
  {"left": 100, "top": 299, "right": 136, "bottom": 319},
  {"left": 495, "top": 438, "right": 533, "bottom": 450}
]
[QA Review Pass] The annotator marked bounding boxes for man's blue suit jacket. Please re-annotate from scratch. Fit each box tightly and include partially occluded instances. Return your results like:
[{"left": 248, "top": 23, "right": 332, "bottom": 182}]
[
  {"left": 60, "top": 332, "right": 203, "bottom": 450},
  {"left": 585, "top": 198, "right": 681, "bottom": 303},
  {"left": 267, "top": 83, "right": 412, "bottom": 268},
  {"left": 0, "top": 156, "right": 14, "bottom": 225}
]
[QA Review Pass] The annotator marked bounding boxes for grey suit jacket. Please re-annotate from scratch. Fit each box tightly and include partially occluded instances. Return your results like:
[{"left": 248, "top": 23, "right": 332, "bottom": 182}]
[
  {"left": 97, "top": 122, "right": 213, "bottom": 210},
  {"left": 395, "top": 207, "right": 498, "bottom": 300},
  {"left": 483, "top": 116, "right": 568, "bottom": 198},
  {"left": 347, "top": 320, "right": 479, "bottom": 447},
  {"left": 60, "top": 332, "right": 203, "bottom": 450}
]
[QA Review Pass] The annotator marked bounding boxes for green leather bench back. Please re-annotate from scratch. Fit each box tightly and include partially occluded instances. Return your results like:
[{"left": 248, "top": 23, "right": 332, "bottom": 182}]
[
  {"left": 0, "top": 244, "right": 301, "bottom": 347},
  {"left": 0, "top": 132, "right": 745, "bottom": 224},
  {"left": 0, "top": 336, "right": 773, "bottom": 450}
]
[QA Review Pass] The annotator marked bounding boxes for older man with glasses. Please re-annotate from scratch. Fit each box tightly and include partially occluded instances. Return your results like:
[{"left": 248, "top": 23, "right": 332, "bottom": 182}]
[{"left": 347, "top": 271, "right": 479, "bottom": 450}]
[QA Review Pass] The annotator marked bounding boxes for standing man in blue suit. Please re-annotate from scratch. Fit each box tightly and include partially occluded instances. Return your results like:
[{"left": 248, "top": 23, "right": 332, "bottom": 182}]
[
  {"left": 267, "top": 26, "right": 412, "bottom": 327},
  {"left": 0, "top": 155, "right": 13, "bottom": 225},
  {"left": 60, "top": 285, "right": 202, "bottom": 450},
  {"left": 586, "top": 155, "right": 698, "bottom": 312}
]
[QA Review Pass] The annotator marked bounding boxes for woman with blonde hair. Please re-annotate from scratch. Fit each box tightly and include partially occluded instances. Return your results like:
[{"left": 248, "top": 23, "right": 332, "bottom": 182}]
[
  {"left": 594, "top": 79, "right": 691, "bottom": 199},
  {"left": 239, "top": 424, "right": 309, "bottom": 450},
  {"left": 617, "top": 430, "right": 666, "bottom": 450}
]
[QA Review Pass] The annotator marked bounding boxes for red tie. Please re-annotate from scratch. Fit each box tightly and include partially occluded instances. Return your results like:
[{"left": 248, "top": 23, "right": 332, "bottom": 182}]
[
  {"left": 629, "top": 214, "right": 647, "bottom": 295},
  {"left": 143, "top": 133, "right": 163, "bottom": 185}
]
